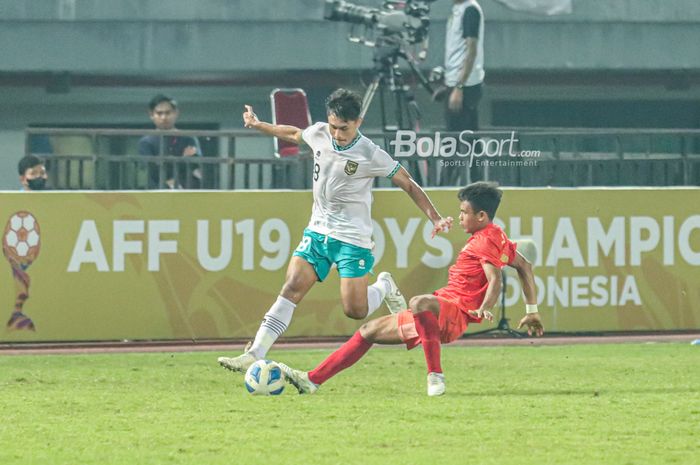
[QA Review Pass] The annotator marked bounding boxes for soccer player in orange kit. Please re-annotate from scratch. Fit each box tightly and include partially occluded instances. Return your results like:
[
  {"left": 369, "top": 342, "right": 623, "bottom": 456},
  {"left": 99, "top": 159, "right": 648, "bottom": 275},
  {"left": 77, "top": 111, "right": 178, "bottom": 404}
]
[{"left": 276, "top": 182, "right": 545, "bottom": 396}]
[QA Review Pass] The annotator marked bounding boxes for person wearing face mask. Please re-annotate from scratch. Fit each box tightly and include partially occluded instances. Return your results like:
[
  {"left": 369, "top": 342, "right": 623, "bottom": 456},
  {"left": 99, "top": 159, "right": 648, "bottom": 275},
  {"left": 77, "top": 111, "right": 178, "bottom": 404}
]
[{"left": 18, "top": 155, "right": 49, "bottom": 191}]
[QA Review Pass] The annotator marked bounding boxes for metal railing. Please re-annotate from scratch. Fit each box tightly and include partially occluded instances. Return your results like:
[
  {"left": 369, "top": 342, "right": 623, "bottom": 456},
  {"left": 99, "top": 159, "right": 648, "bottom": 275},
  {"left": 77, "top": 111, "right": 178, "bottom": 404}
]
[{"left": 25, "top": 127, "right": 700, "bottom": 189}]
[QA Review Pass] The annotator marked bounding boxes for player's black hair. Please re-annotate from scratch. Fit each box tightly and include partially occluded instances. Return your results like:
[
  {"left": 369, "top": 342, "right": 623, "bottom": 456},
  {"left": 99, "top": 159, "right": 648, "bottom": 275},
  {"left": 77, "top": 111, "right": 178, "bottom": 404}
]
[
  {"left": 18, "top": 154, "right": 44, "bottom": 176},
  {"left": 325, "top": 88, "right": 362, "bottom": 121},
  {"left": 148, "top": 94, "right": 178, "bottom": 111},
  {"left": 458, "top": 182, "right": 503, "bottom": 220}
]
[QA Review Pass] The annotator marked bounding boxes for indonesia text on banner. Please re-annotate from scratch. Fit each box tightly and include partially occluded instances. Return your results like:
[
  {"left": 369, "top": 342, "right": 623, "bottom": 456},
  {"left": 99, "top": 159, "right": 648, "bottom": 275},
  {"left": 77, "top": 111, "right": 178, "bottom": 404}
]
[{"left": 0, "top": 188, "right": 698, "bottom": 342}]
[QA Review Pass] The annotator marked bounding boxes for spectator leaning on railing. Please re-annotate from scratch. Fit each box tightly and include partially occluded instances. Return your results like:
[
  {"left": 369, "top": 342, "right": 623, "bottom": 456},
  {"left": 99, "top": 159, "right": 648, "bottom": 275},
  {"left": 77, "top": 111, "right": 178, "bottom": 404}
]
[{"left": 138, "top": 94, "right": 203, "bottom": 189}]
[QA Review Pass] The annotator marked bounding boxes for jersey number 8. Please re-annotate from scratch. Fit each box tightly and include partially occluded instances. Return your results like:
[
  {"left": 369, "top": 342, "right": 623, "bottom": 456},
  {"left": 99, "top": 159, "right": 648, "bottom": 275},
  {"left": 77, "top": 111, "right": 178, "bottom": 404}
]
[{"left": 296, "top": 236, "right": 312, "bottom": 252}]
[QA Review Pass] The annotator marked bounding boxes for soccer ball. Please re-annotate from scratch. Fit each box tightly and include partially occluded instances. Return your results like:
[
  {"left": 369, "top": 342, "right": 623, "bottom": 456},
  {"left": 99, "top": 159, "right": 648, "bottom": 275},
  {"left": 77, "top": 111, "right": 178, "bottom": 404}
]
[
  {"left": 244, "top": 360, "right": 286, "bottom": 396},
  {"left": 3, "top": 211, "right": 41, "bottom": 267}
]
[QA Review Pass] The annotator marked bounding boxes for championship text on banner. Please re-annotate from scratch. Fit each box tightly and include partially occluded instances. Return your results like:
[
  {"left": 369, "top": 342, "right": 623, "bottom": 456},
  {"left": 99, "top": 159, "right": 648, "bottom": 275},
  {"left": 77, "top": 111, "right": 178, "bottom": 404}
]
[{"left": 1, "top": 189, "right": 698, "bottom": 342}]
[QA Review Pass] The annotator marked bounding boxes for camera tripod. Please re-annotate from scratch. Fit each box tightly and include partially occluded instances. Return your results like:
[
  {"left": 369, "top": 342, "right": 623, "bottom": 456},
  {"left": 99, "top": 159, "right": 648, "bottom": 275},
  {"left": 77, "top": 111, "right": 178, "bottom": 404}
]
[
  {"left": 360, "top": 44, "right": 434, "bottom": 183},
  {"left": 465, "top": 271, "right": 524, "bottom": 338},
  {"left": 360, "top": 45, "right": 429, "bottom": 129}
]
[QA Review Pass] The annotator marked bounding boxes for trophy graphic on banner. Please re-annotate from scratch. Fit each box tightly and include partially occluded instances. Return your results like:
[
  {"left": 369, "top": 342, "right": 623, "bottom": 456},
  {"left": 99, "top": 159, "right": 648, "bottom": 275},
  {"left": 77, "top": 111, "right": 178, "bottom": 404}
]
[{"left": 2, "top": 211, "right": 41, "bottom": 331}]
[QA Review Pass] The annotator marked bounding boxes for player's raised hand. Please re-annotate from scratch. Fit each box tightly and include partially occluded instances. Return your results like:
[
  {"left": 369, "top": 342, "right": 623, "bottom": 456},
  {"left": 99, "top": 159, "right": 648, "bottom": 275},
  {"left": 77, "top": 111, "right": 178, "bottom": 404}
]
[
  {"left": 517, "top": 312, "right": 544, "bottom": 337},
  {"left": 243, "top": 105, "right": 259, "bottom": 128},
  {"left": 431, "top": 216, "right": 454, "bottom": 238}
]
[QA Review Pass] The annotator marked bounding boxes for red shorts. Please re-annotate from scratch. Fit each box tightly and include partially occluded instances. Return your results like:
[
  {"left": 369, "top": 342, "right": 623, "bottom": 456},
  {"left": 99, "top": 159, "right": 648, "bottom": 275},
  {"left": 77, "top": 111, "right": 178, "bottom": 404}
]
[{"left": 396, "top": 296, "right": 482, "bottom": 350}]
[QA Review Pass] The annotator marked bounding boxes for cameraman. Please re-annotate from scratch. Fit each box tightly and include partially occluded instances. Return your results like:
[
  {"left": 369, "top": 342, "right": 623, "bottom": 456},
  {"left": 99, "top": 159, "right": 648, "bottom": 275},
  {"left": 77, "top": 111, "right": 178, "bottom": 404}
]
[
  {"left": 442, "top": 0, "right": 484, "bottom": 132},
  {"left": 434, "top": 0, "right": 484, "bottom": 184}
]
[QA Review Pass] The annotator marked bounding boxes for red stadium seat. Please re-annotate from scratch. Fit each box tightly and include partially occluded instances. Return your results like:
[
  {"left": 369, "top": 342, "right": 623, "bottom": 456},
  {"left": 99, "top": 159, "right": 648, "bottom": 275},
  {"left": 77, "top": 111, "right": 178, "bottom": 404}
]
[{"left": 270, "top": 88, "right": 312, "bottom": 158}]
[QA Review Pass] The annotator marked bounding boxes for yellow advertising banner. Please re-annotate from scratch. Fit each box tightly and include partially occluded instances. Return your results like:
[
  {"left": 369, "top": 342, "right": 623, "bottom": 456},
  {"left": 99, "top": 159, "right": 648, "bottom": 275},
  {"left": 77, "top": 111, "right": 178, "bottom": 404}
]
[{"left": 0, "top": 188, "right": 698, "bottom": 342}]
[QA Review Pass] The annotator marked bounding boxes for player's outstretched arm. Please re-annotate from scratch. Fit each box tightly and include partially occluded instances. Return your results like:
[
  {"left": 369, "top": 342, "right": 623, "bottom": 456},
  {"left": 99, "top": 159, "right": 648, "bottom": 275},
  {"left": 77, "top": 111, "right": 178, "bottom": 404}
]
[
  {"left": 468, "top": 262, "right": 499, "bottom": 322},
  {"left": 242, "top": 105, "right": 304, "bottom": 145},
  {"left": 509, "top": 252, "right": 544, "bottom": 337},
  {"left": 390, "top": 166, "right": 453, "bottom": 236}
]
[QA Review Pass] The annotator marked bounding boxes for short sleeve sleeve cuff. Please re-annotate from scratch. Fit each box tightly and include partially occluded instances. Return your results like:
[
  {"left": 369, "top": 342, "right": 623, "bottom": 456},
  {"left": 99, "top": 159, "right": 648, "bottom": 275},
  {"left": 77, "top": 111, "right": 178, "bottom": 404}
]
[{"left": 386, "top": 162, "right": 401, "bottom": 179}]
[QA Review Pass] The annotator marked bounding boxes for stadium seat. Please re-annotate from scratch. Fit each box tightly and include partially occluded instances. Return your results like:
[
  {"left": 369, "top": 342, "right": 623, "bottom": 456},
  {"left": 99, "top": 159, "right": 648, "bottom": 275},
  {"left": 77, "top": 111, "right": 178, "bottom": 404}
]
[{"left": 270, "top": 88, "right": 312, "bottom": 158}]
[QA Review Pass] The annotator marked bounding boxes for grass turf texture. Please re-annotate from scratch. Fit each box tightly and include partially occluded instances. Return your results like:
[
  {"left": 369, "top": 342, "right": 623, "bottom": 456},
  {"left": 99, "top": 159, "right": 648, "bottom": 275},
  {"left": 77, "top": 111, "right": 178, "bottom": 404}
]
[{"left": 1, "top": 343, "right": 698, "bottom": 465}]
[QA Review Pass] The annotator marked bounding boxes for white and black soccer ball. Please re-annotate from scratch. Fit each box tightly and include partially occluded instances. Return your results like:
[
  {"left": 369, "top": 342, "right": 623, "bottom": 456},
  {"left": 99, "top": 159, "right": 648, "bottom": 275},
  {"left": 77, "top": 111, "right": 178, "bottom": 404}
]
[{"left": 244, "top": 360, "right": 285, "bottom": 396}]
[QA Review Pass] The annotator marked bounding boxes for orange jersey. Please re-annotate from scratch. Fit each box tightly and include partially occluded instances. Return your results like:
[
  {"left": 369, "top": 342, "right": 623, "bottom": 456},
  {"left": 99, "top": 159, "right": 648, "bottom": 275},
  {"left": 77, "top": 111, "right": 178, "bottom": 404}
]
[{"left": 434, "top": 223, "right": 516, "bottom": 311}]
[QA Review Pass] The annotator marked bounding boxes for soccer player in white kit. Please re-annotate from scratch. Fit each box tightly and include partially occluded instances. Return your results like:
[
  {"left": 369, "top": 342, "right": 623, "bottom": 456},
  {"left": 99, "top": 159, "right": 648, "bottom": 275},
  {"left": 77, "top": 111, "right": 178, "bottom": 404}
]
[{"left": 218, "top": 89, "right": 453, "bottom": 373}]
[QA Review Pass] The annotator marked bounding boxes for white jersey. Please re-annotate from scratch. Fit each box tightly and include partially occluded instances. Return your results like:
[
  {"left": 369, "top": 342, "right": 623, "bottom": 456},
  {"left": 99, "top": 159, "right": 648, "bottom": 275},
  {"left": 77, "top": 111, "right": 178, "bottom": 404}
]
[{"left": 301, "top": 122, "right": 401, "bottom": 249}]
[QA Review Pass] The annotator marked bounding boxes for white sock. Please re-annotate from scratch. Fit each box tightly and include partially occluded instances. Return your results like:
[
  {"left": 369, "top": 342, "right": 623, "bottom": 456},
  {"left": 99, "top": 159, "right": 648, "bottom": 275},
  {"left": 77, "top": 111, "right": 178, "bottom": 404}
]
[
  {"left": 248, "top": 296, "right": 296, "bottom": 359},
  {"left": 366, "top": 279, "right": 390, "bottom": 317}
]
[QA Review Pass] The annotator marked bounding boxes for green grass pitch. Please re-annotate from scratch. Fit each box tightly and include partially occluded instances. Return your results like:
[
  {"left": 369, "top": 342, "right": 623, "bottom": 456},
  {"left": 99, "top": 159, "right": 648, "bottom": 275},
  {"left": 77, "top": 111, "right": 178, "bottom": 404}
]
[{"left": 1, "top": 343, "right": 698, "bottom": 465}]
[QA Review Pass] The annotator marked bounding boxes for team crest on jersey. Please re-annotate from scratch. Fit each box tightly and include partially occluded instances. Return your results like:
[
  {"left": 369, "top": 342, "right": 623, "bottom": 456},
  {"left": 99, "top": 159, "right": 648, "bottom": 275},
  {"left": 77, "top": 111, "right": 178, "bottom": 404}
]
[
  {"left": 344, "top": 160, "right": 359, "bottom": 175},
  {"left": 315, "top": 150, "right": 321, "bottom": 159},
  {"left": 500, "top": 253, "right": 509, "bottom": 263}
]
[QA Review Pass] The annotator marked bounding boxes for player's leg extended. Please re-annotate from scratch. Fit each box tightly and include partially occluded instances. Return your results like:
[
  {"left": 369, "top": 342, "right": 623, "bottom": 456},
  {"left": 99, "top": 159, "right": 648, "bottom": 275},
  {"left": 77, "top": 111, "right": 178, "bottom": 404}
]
[
  {"left": 340, "top": 273, "right": 407, "bottom": 320},
  {"left": 339, "top": 275, "right": 371, "bottom": 320},
  {"left": 279, "top": 314, "right": 403, "bottom": 394},
  {"left": 335, "top": 240, "right": 406, "bottom": 319},
  {"left": 250, "top": 256, "right": 318, "bottom": 356},
  {"left": 309, "top": 314, "right": 403, "bottom": 386},
  {"left": 409, "top": 294, "right": 442, "bottom": 373},
  {"left": 409, "top": 294, "right": 445, "bottom": 396},
  {"left": 218, "top": 256, "right": 317, "bottom": 372},
  {"left": 249, "top": 256, "right": 318, "bottom": 359}
]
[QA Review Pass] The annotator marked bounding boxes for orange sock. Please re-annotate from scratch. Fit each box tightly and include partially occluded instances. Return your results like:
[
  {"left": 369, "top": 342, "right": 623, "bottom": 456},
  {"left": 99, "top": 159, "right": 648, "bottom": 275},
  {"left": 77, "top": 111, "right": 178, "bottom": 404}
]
[
  {"left": 308, "top": 331, "right": 373, "bottom": 385},
  {"left": 413, "top": 311, "right": 442, "bottom": 374}
]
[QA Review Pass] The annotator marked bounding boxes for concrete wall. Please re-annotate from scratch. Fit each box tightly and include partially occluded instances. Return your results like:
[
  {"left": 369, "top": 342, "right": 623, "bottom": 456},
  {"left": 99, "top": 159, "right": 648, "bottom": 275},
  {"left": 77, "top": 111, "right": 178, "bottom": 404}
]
[{"left": 1, "top": 0, "right": 699, "bottom": 73}]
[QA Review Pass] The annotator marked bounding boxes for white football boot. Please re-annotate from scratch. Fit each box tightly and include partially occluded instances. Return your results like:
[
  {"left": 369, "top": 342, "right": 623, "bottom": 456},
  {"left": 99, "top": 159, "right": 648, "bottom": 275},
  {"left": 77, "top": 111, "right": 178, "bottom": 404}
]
[
  {"left": 377, "top": 271, "right": 406, "bottom": 314},
  {"left": 277, "top": 362, "right": 319, "bottom": 394},
  {"left": 217, "top": 352, "right": 257, "bottom": 373},
  {"left": 427, "top": 372, "right": 446, "bottom": 397}
]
